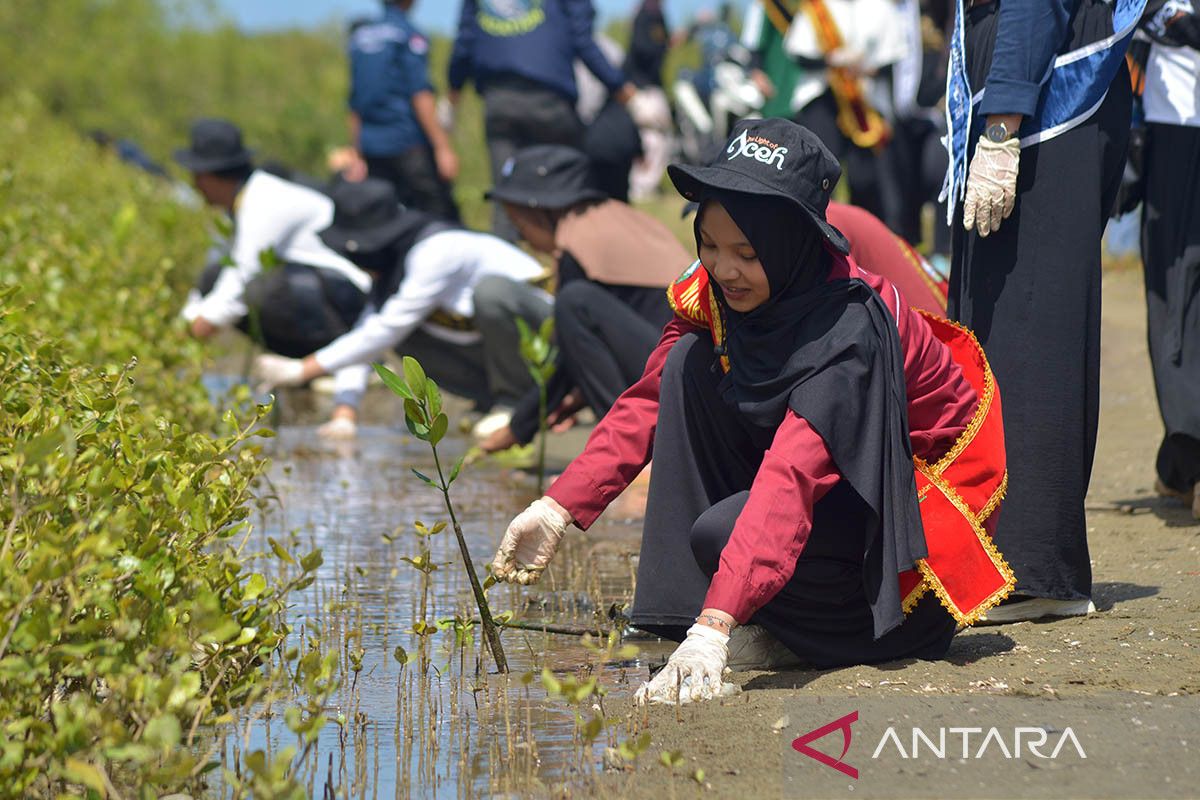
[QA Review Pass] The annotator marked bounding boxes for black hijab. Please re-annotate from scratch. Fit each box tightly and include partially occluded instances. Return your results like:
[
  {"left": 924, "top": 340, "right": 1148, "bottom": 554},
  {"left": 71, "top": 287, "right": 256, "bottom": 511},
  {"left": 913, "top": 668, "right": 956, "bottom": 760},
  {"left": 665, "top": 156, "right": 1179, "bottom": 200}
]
[{"left": 696, "top": 192, "right": 928, "bottom": 640}]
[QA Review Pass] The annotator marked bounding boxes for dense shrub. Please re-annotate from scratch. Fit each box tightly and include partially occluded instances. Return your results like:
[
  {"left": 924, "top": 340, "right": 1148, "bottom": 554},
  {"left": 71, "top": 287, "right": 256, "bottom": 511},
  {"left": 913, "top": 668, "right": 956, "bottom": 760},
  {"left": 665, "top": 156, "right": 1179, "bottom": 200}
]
[{"left": 0, "top": 97, "right": 319, "bottom": 798}]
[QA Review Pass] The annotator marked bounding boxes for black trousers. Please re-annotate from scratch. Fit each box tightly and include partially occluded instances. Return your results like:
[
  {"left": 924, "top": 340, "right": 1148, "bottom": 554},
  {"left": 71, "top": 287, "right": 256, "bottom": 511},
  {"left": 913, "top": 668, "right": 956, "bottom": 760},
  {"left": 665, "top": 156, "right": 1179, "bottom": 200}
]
[
  {"left": 394, "top": 327, "right": 492, "bottom": 411},
  {"left": 1141, "top": 122, "right": 1200, "bottom": 492},
  {"left": 948, "top": 2, "right": 1132, "bottom": 601},
  {"left": 631, "top": 333, "right": 957, "bottom": 669},
  {"left": 794, "top": 91, "right": 902, "bottom": 229},
  {"left": 556, "top": 281, "right": 661, "bottom": 418},
  {"left": 196, "top": 261, "right": 367, "bottom": 359},
  {"left": 470, "top": 275, "right": 554, "bottom": 408},
  {"left": 508, "top": 281, "right": 667, "bottom": 444},
  {"left": 483, "top": 76, "right": 584, "bottom": 241},
  {"left": 366, "top": 144, "right": 460, "bottom": 223},
  {"left": 891, "top": 115, "right": 952, "bottom": 257}
]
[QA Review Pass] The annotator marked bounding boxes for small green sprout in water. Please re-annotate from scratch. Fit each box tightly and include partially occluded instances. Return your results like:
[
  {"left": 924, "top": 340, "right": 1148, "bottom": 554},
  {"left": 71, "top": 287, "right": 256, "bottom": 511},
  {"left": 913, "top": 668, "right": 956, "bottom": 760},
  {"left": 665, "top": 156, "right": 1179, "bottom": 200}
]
[
  {"left": 374, "top": 357, "right": 509, "bottom": 672},
  {"left": 616, "top": 731, "right": 653, "bottom": 763},
  {"left": 516, "top": 316, "right": 558, "bottom": 494}
]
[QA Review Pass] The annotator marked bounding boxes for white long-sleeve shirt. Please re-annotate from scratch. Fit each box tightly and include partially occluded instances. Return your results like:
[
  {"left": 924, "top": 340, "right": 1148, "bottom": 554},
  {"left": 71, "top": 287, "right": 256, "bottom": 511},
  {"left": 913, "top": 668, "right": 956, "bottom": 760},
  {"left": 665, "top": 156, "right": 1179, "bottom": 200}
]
[
  {"left": 1145, "top": 43, "right": 1200, "bottom": 127},
  {"left": 315, "top": 229, "right": 545, "bottom": 400},
  {"left": 182, "top": 170, "right": 371, "bottom": 327},
  {"left": 783, "top": 0, "right": 910, "bottom": 117}
]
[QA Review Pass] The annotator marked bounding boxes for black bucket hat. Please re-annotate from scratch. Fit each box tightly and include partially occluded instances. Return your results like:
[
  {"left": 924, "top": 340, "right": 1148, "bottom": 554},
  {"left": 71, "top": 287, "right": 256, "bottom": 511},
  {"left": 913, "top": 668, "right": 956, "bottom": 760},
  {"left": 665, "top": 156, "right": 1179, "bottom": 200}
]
[
  {"left": 668, "top": 118, "right": 850, "bottom": 255},
  {"left": 173, "top": 118, "right": 255, "bottom": 173},
  {"left": 319, "top": 178, "right": 414, "bottom": 254},
  {"left": 485, "top": 145, "right": 607, "bottom": 210}
]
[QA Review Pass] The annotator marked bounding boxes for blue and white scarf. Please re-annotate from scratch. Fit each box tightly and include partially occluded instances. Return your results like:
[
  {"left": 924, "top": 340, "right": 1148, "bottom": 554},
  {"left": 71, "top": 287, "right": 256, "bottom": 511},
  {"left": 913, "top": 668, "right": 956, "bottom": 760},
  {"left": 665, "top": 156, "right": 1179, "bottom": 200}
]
[{"left": 942, "top": 0, "right": 1147, "bottom": 223}]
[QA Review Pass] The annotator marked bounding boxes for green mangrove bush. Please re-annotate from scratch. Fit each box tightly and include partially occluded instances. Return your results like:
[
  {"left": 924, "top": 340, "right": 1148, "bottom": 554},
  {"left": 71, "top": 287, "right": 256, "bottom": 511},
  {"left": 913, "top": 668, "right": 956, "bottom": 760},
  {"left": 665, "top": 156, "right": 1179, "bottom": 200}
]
[{"left": 0, "top": 99, "right": 321, "bottom": 798}]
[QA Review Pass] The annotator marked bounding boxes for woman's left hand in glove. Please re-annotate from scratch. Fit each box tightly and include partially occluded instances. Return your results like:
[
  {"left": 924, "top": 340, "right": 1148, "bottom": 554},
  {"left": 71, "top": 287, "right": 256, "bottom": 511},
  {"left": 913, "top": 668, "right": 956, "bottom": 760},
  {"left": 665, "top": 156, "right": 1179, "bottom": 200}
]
[{"left": 634, "top": 624, "right": 732, "bottom": 705}]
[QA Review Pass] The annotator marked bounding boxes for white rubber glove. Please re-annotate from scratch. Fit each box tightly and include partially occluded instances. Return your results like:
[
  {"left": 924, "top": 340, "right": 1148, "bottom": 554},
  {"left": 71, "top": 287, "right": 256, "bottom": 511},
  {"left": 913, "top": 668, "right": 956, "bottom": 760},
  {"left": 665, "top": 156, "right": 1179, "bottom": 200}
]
[
  {"left": 317, "top": 416, "right": 357, "bottom": 440},
  {"left": 491, "top": 498, "right": 570, "bottom": 585},
  {"left": 963, "top": 135, "right": 1021, "bottom": 237},
  {"left": 253, "top": 354, "right": 306, "bottom": 393},
  {"left": 635, "top": 624, "right": 734, "bottom": 705}
]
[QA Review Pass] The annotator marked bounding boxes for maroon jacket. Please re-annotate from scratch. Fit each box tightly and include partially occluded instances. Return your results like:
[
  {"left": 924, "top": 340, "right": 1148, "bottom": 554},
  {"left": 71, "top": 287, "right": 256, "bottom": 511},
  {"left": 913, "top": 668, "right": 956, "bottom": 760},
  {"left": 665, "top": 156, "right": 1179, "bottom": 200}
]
[{"left": 547, "top": 256, "right": 978, "bottom": 624}]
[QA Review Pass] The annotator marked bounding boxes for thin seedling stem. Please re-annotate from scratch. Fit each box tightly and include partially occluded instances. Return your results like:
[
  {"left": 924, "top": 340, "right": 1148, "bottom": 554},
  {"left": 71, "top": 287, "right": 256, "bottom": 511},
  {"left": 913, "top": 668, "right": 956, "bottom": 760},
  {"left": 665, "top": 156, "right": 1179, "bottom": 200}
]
[{"left": 430, "top": 445, "right": 508, "bottom": 673}]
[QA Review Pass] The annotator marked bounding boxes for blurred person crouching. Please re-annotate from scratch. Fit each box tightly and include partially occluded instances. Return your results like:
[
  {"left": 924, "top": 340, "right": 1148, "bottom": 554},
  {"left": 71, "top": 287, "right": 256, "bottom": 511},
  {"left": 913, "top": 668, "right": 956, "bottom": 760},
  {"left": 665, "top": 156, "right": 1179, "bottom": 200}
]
[
  {"left": 176, "top": 118, "right": 371, "bottom": 365},
  {"left": 252, "top": 179, "right": 552, "bottom": 439},
  {"left": 478, "top": 145, "right": 691, "bottom": 454}
]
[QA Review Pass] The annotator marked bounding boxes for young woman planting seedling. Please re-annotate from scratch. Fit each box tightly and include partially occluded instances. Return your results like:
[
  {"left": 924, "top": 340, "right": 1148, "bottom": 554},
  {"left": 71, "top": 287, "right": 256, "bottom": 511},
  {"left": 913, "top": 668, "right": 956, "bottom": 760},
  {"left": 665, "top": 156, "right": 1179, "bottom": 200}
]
[{"left": 491, "top": 118, "right": 1015, "bottom": 705}]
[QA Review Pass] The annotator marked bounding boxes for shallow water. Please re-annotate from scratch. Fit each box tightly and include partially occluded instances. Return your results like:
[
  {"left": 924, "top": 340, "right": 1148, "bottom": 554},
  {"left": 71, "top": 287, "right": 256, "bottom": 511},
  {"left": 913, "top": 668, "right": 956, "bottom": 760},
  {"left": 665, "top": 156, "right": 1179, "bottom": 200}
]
[{"left": 209, "top": 381, "right": 668, "bottom": 798}]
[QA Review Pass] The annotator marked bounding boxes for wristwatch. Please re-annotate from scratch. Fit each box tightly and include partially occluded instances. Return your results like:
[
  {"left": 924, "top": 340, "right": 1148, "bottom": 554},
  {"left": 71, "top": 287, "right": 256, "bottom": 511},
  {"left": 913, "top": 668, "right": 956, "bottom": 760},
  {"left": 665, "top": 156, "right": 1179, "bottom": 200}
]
[{"left": 985, "top": 121, "right": 1012, "bottom": 143}]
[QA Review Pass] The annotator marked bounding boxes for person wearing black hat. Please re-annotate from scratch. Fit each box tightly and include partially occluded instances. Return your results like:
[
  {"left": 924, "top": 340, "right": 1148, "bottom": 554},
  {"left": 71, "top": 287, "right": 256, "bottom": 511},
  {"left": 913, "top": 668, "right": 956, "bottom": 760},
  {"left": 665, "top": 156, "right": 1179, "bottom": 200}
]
[
  {"left": 251, "top": 178, "right": 550, "bottom": 438},
  {"left": 176, "top": 118, "right": 371, "bottom": 357},
  {"left": 477, "top": 144, "right": 691, "bottom": 453},
  {"left": 489, "top": 118, "right": 1013, "bottom": 703}
]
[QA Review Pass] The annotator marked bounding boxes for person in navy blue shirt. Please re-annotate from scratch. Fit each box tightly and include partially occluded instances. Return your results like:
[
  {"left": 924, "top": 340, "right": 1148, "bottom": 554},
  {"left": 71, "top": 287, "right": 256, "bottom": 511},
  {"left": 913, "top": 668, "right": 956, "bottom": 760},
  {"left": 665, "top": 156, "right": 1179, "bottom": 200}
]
[
  {"left": 447, "top": 0, "right": 635, "bottom": 240},
  {"left": 948, "top": 0, "right": 1135, "bottom": 624},
  {"left": 348, "top": 0, "right": 460, "bottom": 221}
]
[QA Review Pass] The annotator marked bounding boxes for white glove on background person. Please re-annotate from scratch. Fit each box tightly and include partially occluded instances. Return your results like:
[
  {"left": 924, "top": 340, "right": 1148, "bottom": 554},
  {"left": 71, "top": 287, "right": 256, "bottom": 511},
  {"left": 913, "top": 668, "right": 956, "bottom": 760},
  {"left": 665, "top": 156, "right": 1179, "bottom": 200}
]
[
  {"left": 635, "top": 624, "right": 734, "bottom": 705},
  {"left": 317, "top": 416, "right": 358, "bottom": 440},
  {"left": 963, "top": 135, "right": 1021, "bottom": 237},
  {"left": 253, "top": 353, "right": 306, "bottom": 393},
  {"left": 491, "top": 498, "right": 571, "bottom": 585}
]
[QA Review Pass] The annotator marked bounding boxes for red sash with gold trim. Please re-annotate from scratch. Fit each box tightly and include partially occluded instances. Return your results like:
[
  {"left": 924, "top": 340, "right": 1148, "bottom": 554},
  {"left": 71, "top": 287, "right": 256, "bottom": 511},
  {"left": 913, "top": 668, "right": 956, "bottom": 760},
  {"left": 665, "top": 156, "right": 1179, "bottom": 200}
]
[
  {"left": 901, "top": 312, "right": 1013, "bottom": 625},
  {"left": 666, "top": 265, "right": 1013, "bottom": 625}
]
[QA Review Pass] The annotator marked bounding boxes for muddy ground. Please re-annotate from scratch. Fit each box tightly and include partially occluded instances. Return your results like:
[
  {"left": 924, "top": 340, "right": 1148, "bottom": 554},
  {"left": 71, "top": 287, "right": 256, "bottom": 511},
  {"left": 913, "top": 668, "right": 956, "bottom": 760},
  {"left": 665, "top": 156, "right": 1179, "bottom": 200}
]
[{"left": 576, "top": 266, "right": 1200, "bottom": 799}]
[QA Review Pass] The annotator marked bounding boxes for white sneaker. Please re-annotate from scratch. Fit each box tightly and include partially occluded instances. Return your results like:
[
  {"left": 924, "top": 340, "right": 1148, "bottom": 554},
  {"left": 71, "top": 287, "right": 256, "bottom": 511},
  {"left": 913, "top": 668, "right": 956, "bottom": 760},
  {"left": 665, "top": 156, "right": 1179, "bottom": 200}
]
[
  {"left": 979, "top": 596, "right": 1096, "bottom": 624},
  {"left": 726, "top": 624, "right": 804, "bottom": 671},
  {"left": 471, "top": 407, "right": 513, "bottom": 439}
]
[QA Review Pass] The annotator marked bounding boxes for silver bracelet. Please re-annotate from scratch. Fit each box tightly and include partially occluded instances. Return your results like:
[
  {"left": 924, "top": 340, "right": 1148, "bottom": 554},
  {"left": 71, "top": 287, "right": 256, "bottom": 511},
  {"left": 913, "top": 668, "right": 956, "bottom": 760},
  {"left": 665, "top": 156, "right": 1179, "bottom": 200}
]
[{"left": 696, "top": 614, "right": 733, "bottom": 631}]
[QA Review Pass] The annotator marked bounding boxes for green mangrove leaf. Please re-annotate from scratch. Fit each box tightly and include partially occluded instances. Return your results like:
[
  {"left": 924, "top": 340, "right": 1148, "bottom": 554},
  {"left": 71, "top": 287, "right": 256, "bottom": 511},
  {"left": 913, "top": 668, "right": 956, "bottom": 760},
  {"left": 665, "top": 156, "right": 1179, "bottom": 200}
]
[
  {"left": 401, "top": 356, "right": 427, "bottom": 398},
  {"left": 373, "top": 362, "right": 414, "bottom": 400}
]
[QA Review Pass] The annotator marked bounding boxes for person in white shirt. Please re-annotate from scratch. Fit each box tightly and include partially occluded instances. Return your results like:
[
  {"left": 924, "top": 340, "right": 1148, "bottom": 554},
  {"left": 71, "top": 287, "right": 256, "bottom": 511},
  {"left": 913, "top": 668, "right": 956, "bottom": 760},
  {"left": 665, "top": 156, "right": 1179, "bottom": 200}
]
[
  {"left": 253, "top": 179, "right": 551, "bottom": 438},
  {"left": 175, "top": 119, "right": 371, "bottom": 357},
  {"left": 782, "top": 0, "right": 909, "bottom": 225},
  {"left": 1139, "top": 1, "right": 1200, "bottom": 518}
]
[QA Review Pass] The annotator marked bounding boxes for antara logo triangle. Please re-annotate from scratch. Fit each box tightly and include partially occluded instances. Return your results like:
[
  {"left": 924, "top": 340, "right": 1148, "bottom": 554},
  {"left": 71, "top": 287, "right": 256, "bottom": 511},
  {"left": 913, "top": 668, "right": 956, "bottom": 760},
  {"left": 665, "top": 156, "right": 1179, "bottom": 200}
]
[{"left": 791, "top": 710, "right": 859, "bottom": 779}]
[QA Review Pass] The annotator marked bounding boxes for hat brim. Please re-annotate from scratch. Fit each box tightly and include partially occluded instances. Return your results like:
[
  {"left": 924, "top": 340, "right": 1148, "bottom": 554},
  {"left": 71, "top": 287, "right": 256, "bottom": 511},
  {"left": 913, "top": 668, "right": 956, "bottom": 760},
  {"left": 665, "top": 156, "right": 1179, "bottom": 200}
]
[
  {"left": 484, "top": 185, "right": 608, "bottom": 211},
  {"left": 319, "top": 215, "right": 411, "bottom": 256},
  {"left": 668, "top": 162, "right": 850, "bottom": 256},
  {"left": 172, "top": 148, "right": 255, "bottom": 174}
]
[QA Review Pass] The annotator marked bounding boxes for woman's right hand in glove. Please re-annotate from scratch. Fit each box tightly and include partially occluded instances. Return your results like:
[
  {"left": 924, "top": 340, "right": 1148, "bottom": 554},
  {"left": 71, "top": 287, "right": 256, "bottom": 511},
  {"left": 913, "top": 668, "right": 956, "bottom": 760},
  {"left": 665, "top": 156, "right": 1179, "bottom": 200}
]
[{"left": 491, "top": 497, "right": 573, "bottom": 585}]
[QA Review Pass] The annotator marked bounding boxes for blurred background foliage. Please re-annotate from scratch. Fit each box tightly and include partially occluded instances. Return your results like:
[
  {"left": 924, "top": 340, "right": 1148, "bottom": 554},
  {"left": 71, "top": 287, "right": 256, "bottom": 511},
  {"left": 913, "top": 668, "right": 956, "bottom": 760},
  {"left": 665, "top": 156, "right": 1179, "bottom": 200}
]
[
  {"left": 0, "top": 49, "right": 328, "bottom": 800},
  {"left": 0, "top": 0, "right": 703, "bottom": 232}
]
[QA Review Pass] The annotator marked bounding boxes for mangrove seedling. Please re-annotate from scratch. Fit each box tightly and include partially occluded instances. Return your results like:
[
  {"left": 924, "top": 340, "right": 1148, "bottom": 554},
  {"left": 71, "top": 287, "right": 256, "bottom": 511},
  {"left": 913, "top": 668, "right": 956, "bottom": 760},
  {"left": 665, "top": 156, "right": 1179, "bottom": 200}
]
[
  {"left": 516, "top": 316, "right": 557, "bottom": 494},
  {"left": 374, "top": 357, "right": 509, "bottom": 672}
]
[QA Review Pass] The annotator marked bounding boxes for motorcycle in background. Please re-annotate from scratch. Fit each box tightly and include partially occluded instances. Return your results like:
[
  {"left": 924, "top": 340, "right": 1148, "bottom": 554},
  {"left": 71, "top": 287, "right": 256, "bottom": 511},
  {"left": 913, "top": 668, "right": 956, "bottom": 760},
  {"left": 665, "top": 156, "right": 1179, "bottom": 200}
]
[{"left": 672, "top": 42, "right": 765, "bottom": 164}]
